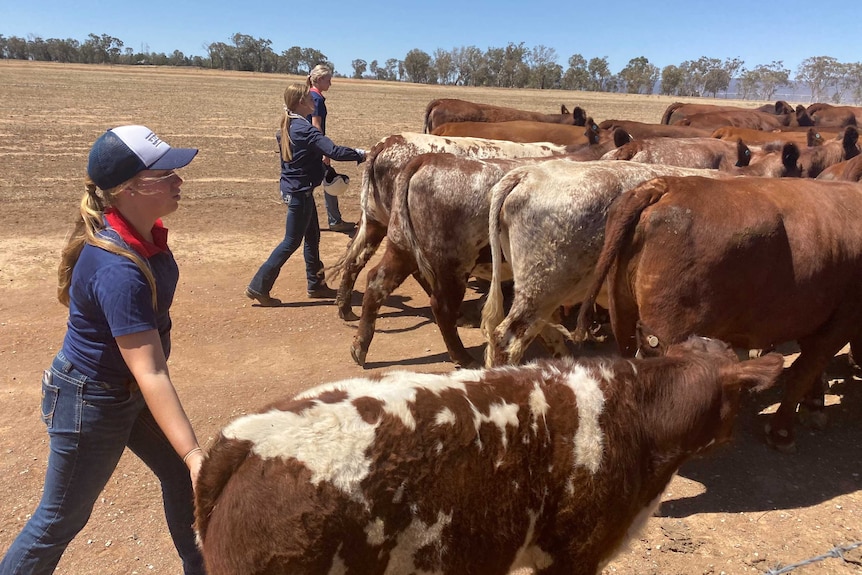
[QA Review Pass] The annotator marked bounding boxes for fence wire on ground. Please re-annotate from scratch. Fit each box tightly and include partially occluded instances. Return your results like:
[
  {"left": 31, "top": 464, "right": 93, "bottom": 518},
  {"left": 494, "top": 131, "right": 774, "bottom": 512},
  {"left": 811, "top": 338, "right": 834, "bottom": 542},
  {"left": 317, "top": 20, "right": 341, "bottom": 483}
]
[{"left": 764, "top": 541, "right": 862, "bottom": 574}]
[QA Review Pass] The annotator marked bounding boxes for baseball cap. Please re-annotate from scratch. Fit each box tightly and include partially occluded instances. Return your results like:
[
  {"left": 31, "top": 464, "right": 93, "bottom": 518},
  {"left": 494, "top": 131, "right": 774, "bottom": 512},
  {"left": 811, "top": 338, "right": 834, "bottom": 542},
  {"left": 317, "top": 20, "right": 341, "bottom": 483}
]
[{"left": 87, "top": 125, "right": 198, "bottom": 190}]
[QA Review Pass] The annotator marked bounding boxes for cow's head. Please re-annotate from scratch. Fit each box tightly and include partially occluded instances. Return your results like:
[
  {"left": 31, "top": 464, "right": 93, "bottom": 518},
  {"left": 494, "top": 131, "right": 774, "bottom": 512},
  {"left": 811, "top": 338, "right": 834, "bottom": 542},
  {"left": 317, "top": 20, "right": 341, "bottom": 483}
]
[{"left": 635, "top": 322, "right": 784, "bottom": 452}]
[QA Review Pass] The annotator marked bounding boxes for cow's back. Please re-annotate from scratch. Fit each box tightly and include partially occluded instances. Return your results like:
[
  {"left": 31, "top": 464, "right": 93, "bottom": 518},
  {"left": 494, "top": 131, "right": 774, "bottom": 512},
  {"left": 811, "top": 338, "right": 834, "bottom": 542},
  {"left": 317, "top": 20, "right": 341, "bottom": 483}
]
[{"left": 619, "top": 177, "right": 862, "bottom": 350}]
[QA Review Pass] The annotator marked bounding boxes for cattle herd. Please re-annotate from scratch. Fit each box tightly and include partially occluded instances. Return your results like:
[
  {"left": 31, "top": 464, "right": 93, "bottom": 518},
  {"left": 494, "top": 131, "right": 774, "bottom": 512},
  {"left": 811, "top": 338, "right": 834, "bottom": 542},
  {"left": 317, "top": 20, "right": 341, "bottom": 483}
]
[{"left": 194, "top": 97, "right": 862, "bottom": 574}]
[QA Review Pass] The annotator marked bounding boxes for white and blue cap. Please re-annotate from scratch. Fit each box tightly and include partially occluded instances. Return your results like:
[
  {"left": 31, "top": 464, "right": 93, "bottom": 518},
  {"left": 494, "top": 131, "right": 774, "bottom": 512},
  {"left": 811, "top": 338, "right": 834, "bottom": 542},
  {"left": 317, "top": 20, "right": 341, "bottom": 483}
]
[{"left": 87, "top": 125, "right": 198, "bottom": 190}]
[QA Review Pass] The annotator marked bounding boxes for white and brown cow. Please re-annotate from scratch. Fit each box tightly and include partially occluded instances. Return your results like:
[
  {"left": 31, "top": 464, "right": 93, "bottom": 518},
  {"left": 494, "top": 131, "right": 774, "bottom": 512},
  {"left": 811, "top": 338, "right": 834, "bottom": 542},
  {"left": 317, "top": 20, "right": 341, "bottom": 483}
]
[
  {"left": 195, "top": 334, "right": 783, "bottom": 575},
  {"left": 351, "top": 152, "right": 572, "bottom": 368},
  {"left": 481, "top": 161, "right": 724, "bottom": 367},
  {"left": 330, "top": 133, "right": 578, "bottom": 322}
]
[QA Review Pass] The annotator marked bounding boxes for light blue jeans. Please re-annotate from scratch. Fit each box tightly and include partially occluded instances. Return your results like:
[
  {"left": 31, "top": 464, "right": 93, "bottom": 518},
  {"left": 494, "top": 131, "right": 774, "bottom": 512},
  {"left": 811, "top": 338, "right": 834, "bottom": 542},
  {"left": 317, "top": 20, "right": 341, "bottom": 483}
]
[
  {"left": 324, "top": 190, "right": 343, "bottom": 226},
  {"left": 0, "top": 352, "right": 204, "bottom": 575}
]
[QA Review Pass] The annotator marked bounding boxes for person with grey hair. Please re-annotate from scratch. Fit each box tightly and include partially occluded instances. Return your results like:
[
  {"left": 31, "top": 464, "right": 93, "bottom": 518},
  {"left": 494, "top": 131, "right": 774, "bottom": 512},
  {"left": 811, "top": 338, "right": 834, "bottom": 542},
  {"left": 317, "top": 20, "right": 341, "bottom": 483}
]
[{"left": 307, "top": 64, "right": 354, "bottom": 233}]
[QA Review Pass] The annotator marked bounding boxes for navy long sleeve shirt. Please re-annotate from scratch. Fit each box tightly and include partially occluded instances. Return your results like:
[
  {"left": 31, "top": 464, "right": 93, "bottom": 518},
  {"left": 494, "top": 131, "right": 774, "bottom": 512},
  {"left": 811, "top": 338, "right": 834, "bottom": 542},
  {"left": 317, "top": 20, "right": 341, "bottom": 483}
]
[{"left": 277, "top": 114, "right": 363, "bottom": 198}]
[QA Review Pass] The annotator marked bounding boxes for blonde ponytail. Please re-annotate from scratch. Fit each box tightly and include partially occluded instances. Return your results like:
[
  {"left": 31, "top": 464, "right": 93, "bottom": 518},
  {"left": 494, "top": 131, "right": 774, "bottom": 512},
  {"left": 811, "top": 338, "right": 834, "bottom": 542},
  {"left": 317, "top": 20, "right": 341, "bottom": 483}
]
[{"left": 58, "top": 178, "right": 158, "bottom": 309}]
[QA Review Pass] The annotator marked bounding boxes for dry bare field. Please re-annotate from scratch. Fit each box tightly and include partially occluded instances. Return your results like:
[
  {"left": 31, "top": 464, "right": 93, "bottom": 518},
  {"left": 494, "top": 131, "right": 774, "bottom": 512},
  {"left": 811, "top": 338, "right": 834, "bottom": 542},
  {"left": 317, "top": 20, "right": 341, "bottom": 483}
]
[{"left": 0, "top": 61, "right": 860, "bottom": 574}]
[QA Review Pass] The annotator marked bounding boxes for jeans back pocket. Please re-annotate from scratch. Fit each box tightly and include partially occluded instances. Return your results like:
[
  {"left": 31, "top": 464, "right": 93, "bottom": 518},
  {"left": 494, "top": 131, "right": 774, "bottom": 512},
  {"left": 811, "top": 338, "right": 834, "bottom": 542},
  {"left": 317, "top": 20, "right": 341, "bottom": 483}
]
[{"left": 41, "top": 369, "right": 59, "bottom": 429}]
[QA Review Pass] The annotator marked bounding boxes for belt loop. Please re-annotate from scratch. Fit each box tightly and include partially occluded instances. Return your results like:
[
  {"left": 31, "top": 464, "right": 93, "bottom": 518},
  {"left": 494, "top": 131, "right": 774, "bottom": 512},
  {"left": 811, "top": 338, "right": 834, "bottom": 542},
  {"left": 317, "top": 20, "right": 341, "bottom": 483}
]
[{"left": 55, "top": 351, "right": 74, "bottom": 374}]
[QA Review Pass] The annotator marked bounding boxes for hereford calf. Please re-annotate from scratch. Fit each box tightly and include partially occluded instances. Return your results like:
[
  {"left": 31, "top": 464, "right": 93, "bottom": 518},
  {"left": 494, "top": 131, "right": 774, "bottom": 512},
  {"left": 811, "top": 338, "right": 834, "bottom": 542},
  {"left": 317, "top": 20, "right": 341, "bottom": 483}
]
[{"left": 195, "top": 337, "right": 783, "bottom": 575}]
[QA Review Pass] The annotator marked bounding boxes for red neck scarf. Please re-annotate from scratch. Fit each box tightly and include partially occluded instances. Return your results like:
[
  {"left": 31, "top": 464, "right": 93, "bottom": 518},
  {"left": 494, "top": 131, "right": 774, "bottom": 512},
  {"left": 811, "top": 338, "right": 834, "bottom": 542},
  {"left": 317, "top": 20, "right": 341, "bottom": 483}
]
[{"left": 104, "top": 207, "right": 169, "bottom": 258}]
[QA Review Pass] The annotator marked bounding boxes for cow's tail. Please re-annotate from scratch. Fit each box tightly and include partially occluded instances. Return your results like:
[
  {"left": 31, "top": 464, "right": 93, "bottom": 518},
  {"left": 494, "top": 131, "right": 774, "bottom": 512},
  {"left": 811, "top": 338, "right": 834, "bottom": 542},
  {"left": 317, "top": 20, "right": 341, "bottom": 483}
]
[
  {"left": 194, "top": 434, "right": 254, "bottom": 544},
  {"left": 390, "top": 155, "right": 436, "bottom": 286},
  {"left": 573, "top": 177, "right": 671, "bottom": 342},
  {"left": 481, "top": 172, "right": 522, "bottom": 367},
  {"left": 325, "top": 152, "right": 376, "bottom": 283},
  {"left": 423, "top": 99, "right": 441, "bottom": 133},
  {"left": 660, "top": 102, "right": 684, "bottom": 125}
]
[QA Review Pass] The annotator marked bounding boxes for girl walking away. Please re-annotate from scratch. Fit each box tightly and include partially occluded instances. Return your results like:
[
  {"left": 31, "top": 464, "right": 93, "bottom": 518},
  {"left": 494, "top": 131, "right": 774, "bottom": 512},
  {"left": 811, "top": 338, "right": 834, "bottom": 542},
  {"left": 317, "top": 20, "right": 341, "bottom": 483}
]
[
  {"left": 245, "top": 82, "right": 365, "bottom": 306},
  {"left": 307, "top": 64, "right": 354, "bottom": 233},
  {"left": 0, "top": 126, "right": 205, "bottom": 574}
]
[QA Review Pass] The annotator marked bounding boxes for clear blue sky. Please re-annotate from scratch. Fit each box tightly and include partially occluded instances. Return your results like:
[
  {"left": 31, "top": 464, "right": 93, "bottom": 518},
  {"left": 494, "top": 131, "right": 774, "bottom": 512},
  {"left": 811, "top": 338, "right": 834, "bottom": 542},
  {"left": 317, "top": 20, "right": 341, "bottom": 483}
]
[{"left": 3, "top": 0, "right": 859, "bottom": 77}]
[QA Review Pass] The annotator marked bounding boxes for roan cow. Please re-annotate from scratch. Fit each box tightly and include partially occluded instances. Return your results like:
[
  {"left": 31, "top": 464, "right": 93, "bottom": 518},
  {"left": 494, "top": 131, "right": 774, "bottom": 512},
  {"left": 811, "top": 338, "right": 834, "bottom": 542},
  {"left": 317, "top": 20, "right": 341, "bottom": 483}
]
[
  {"left": 574, "top": 175, "right": 862, "bottom": 450},
  {"left": 330, "top": 133, "right": 578, "bottom": 322},
  {"left": 480, "top": 162, "right": 725, "bottom": 368},
  {"left": 350, "top": 153, "right": 569, "bottom": 368},
  {"left": 194, "top": 335, "right": 783, "bottom": 575}
]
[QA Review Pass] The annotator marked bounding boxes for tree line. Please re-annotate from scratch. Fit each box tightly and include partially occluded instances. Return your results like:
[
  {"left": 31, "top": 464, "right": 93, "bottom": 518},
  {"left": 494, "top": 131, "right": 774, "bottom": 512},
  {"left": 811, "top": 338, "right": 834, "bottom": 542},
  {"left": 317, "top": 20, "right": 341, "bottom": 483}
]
[{"left": 3, "top": 32, "right": 861, "bottom": 104}]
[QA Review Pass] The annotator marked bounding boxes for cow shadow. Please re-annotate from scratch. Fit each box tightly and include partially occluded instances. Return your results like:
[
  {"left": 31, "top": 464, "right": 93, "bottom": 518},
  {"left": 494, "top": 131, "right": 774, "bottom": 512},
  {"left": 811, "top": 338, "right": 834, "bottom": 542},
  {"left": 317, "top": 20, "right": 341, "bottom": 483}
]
[{"left": 662, "top": 351, "right": 862, "bottom": 518}]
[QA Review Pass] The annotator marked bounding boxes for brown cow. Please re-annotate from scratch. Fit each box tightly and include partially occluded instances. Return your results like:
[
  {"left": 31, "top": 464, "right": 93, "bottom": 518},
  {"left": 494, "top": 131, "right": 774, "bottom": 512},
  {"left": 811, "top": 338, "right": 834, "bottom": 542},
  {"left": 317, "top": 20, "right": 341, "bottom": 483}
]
[
  {"left": 431, "top": 118, "right": 607, "bottom": 148},
  {"left": 330, "top": 133, "right": 578, "bottom": 322},
  {"left": 423, "top": 97, "right": 587, "bottom": 133},
  {"left": 806, "top": 103, "right": 861, "bottom": 128},
  {"left": 661, "top": 100, "right": 798, "bottom": 125},
  {"left": 796, "top": 125, "right": 860, "bottom": 177},
  {"left": 575, "top": 175, "right": 862, "bottom": 450},
  {"left": 600, "top": 137, "right": 802, "bottom": 177},
  {"left": 675, "top": 109, "right": 787, "bottom": 131},
  {"left": 816, "top": 154, "right": 862, "bottom": 182},
  {"left": 600, "top": 137, "right": 750, "bottom": 170},
  {"left": 711, "top": 126, "right": 827, "bottom": 147},
  {"left": 195, "top": 337, "right": 782, "bottom": 575},
  {"left": 598, "top": 119, "right": 713, "bottom": 139}
]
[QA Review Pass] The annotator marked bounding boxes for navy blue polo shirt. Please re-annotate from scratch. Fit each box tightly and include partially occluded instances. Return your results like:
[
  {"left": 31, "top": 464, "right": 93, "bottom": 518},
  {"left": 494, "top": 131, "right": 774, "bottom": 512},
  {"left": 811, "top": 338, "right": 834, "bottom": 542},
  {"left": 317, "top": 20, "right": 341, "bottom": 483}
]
[
  {"left": 277, "top": 114, "right": 364, "bottom": 198},
  {"left": 61, "top": 215, "right": 178, "bottom": 385},
  {"left": 307, "top": 88, "right": 327, "bottom": 134}
]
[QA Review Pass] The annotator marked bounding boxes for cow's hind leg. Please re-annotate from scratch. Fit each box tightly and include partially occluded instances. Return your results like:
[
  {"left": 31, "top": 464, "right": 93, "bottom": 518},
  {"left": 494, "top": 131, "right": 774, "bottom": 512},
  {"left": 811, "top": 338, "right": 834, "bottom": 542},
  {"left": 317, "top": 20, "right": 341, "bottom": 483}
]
[
  {"left": 337, "top": 220, "right": 387, "bottom": 321},
  {"left": 429, "top": 271, "right": 477, "bottom": 368},
  {"left": 350, "top": 245, "right": 417, "bottom": 367},
  {"left": 489, "top": 302, "right": 551, "bottom": 366}
]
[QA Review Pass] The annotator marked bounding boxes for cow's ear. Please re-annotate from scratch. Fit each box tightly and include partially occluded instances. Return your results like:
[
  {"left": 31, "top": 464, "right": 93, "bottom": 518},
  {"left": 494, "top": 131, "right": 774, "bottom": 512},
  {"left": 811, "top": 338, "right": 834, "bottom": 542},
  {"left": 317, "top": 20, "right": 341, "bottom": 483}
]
[
  {"left": 561, "top": 104, "right": 570, "bottom": 115},
  {"left": 782, "top": 143, "right": 800, "bottom": 168},
  {"left": 735, "top": 139, "right": 751, "bottom": 167},
  {"left": 727, "top": 352, "right": 784, "bottom": 393},
  {"left": 842, "top": 126, "right": 859, "bottom": 151},
  {"left": 613, "top": 128, "right": 632, "bottom": 147}
]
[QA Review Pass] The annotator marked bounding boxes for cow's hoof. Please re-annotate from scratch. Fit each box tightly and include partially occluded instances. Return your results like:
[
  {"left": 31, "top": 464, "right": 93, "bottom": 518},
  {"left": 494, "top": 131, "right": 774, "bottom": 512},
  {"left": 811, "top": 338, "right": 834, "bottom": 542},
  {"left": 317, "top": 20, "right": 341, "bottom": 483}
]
[
  {"left": 797, "top": 405, "right": 828, "bottom": 430},
  {"left": 339, "top": 309, "right": 360, "bottom": 322},
  {"left": 454, "top": 356, "right": 481, "bottom": 370},
  {"left": 350, "top": 343, "right": 367, "bottom": 367},
  {"left": 764, "top": 423, "right": 797, "bottom": 453}
]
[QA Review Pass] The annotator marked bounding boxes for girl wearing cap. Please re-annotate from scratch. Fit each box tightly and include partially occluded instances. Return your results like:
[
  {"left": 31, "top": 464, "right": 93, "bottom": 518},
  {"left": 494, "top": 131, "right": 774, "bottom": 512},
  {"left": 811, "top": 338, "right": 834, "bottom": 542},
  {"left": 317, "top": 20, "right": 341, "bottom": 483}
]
[
  {"left": 245, "top": 83, "right": 365, "bottom": 305},
  {"left": 0, "top": 126, "right": 205, "bottom": 574},
  {"left": 307, "top": 64, "right": 353, "bottom": 233}
]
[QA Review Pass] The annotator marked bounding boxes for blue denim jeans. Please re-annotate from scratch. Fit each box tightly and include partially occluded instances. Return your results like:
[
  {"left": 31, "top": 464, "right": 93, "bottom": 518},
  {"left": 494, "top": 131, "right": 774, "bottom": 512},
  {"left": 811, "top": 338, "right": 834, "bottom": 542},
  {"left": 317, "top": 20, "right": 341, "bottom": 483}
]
[
  {"left": 324, "top": 190, "right": 343, "bottom": 226},
  {"left": 248, "top": 191, "right": 325, "bottom": 295},
  {"left": 0, "top": 352, "right": 204, "bottom": 575}
]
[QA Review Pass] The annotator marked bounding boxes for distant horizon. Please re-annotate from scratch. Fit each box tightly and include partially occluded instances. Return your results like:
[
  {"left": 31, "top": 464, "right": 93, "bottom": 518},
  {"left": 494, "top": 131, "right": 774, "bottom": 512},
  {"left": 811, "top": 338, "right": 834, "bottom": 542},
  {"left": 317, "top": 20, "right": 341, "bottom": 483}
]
[{"left": 3, "top": 0, "right": 860, "bottom": 84}]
